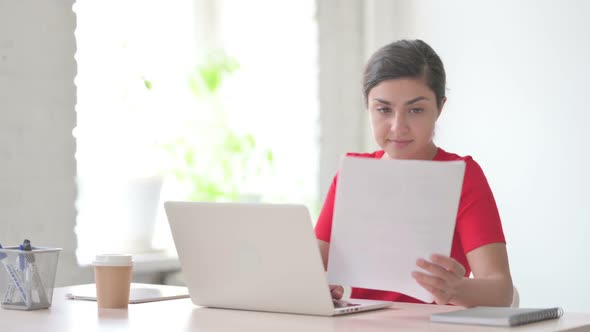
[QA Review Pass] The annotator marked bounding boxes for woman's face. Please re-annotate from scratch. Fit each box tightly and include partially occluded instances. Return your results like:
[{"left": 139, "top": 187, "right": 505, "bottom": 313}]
[{"left": 367, "top": 78, "right": 444, "bottom": 160}]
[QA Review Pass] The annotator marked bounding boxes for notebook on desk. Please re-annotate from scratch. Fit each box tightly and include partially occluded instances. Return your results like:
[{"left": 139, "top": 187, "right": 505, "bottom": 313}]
[
  {"left": 430, "top": 306, "right": 564, "bottom": 327},
  {"left": 65, "top": 283, "right": 189, "bottom": 304},
  {"left": 164, "top": 201, "right": 395, "bottom": 316}
]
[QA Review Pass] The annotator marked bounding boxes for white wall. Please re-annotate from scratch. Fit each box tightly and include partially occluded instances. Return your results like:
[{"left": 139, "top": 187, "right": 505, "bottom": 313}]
[
  {"left": 0, "top": 0, "right": 92, "bottom": 286},
  {"left": 366, "top": 0, "right": 590, "bottom": 311},
  {"left": 317, "top": 0, "right": 367, "bottom": 199}
]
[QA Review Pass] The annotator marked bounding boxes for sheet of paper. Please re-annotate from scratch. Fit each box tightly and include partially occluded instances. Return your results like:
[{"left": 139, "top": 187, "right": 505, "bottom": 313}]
[{"left": 327, "top": 157, "right": 466, "bottom": 303}]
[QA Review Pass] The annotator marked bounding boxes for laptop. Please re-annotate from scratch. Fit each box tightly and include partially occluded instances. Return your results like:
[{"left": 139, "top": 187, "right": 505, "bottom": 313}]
[{"left": 164, "top": 201, "right": 394, "bottom": 316}]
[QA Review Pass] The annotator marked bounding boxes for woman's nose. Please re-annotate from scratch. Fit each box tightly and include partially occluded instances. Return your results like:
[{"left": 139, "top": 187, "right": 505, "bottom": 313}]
[{"left": 390, "top": 112, "right": 409, "bottom": 132}]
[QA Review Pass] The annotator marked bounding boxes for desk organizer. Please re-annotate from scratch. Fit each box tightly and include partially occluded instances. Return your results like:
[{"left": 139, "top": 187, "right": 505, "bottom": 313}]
[{"left": 0, "top": 246, "right": 61, "bottom": 310}]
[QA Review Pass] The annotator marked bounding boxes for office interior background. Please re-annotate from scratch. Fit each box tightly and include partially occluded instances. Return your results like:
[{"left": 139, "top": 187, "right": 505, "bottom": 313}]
[{"left": 1, "top": 0, "right": 589, "bottom": 312}]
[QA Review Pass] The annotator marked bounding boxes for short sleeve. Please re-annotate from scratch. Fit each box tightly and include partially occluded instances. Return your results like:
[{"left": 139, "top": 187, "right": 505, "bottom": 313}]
[
  {"left": 315, "top": 174, "right": 338, "bottom": 242},
  {"left": 456, "top": 158, "right": 506, "bottom": 253}
]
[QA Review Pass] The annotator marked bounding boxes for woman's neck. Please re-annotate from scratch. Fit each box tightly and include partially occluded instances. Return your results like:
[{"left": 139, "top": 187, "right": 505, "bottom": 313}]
[{"left": 382, "top": 143, "right": 439, "bottom": 161}]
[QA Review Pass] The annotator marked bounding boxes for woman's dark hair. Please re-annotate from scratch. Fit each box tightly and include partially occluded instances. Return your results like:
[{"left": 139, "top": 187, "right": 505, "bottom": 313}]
[{"left": 363, "top": 39, "right": 446, "bottom": 109}]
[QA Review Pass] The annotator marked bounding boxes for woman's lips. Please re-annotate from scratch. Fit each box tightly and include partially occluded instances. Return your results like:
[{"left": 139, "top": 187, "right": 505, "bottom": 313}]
[{"left": 387, "top": 139, "right": 413, "bottom": 148}]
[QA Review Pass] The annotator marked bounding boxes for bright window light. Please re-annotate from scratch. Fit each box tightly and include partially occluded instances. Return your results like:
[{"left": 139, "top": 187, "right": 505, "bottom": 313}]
[{"left": 74, "top": 0, "right": 318, "bottom": 264}]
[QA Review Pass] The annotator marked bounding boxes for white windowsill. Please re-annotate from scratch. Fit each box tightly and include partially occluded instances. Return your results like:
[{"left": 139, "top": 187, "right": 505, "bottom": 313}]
[{"left": 131, "top": 250, "right": 180, "bottom": 274}]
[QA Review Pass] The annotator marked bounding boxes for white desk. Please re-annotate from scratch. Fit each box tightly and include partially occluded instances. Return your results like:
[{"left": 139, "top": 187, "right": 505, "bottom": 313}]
[{"left": 1, "top": 284, "right": 589, "bottom": 332}]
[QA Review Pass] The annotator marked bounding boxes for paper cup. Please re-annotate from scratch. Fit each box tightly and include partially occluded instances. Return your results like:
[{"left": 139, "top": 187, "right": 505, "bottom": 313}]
[{"left": 93, "top": 254, "right": 133, "bottom": 309}]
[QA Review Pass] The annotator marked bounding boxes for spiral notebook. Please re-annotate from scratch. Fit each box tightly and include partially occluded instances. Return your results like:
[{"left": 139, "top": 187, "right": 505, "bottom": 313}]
[{"left": 430, "top": 306, "right": 564, "bottom": 327}]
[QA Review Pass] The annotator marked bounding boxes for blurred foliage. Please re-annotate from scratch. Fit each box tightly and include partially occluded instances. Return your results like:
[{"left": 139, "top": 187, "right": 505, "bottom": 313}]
[
  {"left": 188, "top": 52, "right": 239, "bottom": 96},
  {"left": 158, "top": 51, "right": 274, "bottom": 201}
]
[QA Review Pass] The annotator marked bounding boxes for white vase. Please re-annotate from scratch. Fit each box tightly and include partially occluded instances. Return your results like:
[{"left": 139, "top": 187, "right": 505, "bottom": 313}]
[
  {"left": 76, "top": 175, "right": 163, "bottom": 262},
  {"left": 123, "top": 175, "right": 163, "bottom": 252}
]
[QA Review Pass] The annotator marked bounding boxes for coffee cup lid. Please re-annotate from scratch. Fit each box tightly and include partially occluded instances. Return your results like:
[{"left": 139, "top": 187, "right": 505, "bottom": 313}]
[{"left": 93, "top": 254, "right": 133, "bottom": 267}]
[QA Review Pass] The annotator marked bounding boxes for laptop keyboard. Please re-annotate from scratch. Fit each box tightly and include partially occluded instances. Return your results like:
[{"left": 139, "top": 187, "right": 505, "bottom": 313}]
[{"left": 332, "top": 299, "right": 361, "bottom": 308}]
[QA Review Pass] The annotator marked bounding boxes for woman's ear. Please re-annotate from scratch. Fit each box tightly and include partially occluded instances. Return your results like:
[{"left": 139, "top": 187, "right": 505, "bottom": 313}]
[{"left": 437, "top": 97, "right": 447, "bottom": 119}]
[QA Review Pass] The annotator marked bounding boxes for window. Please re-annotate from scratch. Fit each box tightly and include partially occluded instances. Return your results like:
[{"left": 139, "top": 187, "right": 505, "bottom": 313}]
[{"left": 74, "top": 0, "right": 318, "bottom": 264}]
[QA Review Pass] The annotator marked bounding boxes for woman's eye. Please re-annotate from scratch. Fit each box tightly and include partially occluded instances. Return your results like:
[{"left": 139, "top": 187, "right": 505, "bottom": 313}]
[
  {"left": 376, "top": 107, "right": 391, "bottom": 113},
  {"left": 409, "top": 108, "right": 424, "bottom": 114}
]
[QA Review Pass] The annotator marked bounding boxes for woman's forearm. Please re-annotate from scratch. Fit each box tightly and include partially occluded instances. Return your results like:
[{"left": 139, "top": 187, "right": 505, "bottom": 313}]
[{"left": 451, "top": 276, "right": 513, "bottom": 307}]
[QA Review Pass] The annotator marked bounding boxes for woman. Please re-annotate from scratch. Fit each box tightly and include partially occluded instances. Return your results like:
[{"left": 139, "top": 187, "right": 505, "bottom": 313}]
[{"left": 315, "top": 39, "right": 513, "bottom": 307}]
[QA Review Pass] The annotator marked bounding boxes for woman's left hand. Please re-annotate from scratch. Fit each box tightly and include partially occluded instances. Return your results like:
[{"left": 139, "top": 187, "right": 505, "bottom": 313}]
[{"left": 412, "top": 254, "right": 466, "bottom": 305}]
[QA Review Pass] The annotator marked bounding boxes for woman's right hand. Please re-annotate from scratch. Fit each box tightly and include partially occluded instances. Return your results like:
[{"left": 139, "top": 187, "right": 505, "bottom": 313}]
[{"left": 330, "top": 285, "right": 344, "bottom": 299}]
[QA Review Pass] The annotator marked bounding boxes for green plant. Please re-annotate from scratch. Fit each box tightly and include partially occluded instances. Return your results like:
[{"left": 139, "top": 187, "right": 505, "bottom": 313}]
[
  {"left": 158, "top": 51, "right": 274, "bottom": 201},
  {"left": 188, "top": 52, "right": 239, "bottom": 96}
]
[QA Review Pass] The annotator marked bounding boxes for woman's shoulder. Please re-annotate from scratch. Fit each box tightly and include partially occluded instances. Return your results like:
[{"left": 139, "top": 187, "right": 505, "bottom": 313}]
[
  {"left": 435, "top": 147, "right": 471, "bottom": 162},
  {"left": 436, "top": 148, "right": 487, "bottom": 183},
  {"left": 436, "top": 148, "right": 479, "bottom": 166},
  {"left": 345, "top": 150, "right": 385, "bottom": 159}
]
